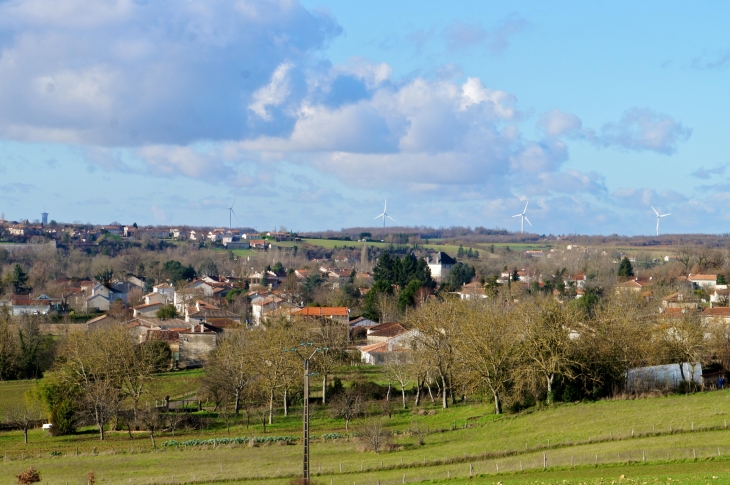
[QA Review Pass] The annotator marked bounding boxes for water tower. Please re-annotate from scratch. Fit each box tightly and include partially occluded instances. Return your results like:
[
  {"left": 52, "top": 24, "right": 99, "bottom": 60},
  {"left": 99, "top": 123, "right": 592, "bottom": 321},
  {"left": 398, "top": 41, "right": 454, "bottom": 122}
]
[{"left": 41, "top": 212, "right": 48, "bottom": 225}]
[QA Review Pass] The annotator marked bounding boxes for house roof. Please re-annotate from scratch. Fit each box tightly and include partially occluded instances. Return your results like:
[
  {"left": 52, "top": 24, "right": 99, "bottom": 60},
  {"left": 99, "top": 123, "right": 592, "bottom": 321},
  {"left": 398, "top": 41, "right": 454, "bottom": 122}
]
[
  {"left": 188, "top": 309, "right": 241, "bottom": 319},
  {"left": 426, "top": 251, "right": 456, "bottom": 265},
  {"left": 133, "top": 302, "right": 164, "bottom": 310},
  {"left": 616, "top": 280, "right": 646, "bottom": 288},
  {"left": 358, "top": 342, "right": 389, "bottom": 353},
  {"left": 662, "top": 292, "right": 698, "bottom": 302},
  {"left": 368, "top": 322, "right": 406, "bottom": 338},
  {"left": 293, "top": 307, "right": 349, "bottom": 317},
  {"left": 689, "top": 274, "right": 718, "bottom": 281},
  {"left": 703, "top": 307, "right": 730, "bottom": 317},
  {"left": 660, "top": 307, "right": 687, "bottom": 318}
]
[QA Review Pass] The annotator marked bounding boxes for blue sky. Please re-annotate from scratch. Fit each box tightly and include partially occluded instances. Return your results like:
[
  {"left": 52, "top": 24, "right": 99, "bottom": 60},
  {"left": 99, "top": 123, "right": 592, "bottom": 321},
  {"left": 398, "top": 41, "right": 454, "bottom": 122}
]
[{"left": 0, "top": 0, "right": 727, "bottom": 235}]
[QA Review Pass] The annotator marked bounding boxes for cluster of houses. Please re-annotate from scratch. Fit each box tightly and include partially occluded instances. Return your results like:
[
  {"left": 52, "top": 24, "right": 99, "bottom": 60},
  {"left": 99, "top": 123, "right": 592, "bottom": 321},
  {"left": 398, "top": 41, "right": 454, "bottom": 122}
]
[{"left": 0, "top": 216, "right": 298, "bottom": 250}]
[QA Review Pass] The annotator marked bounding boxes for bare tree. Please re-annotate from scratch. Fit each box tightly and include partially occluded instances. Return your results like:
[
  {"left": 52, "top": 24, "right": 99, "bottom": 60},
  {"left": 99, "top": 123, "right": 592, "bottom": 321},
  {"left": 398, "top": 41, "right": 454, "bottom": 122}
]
[
  {"left": 409, "top": 299, "right": 460, "bottom": 409},
  {"left": 384, "top": 352, "right": 414, "bottom": 409},
  {"left": 517, "top": 296, "right": 579, "bottom": 404},
  {"left": 329, "top": 389, "right": 363, "bottom": 430},
  {"left": 6, "top": 402, "right": 43, "bottom": 444},
  {"left": 82, "top": 380, "right": 120, "bottom": 441},
  {"left": 139, "top": 407, "right": 164, "bottom": 448},
  {"left": 312, "top": 318, "right": 348, "bottom": 405},
  {"left": 357, "top": 417, "right": 391, "bottom": 453},
  {"left": 454, "top": 297, "right": 519, "bottom": 414},
  {"left": 205, "top": 331, "right": 256, "bottom": 415}
]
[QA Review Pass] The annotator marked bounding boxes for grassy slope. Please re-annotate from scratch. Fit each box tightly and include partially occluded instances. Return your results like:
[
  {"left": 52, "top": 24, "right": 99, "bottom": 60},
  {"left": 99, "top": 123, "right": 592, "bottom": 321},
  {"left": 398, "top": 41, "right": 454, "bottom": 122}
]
[
  {"left": 3, "top": 387, "right": 730, "bottom": 484},
  {"left": 0, "top": 380, "right": 35, "bottom": 416}
]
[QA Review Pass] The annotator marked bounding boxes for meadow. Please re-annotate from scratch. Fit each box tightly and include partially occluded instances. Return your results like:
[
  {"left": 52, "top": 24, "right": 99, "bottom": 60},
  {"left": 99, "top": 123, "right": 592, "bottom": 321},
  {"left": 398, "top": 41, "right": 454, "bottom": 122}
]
[{"left": 3, "top": 373, "right": 730, "bottom": 485}]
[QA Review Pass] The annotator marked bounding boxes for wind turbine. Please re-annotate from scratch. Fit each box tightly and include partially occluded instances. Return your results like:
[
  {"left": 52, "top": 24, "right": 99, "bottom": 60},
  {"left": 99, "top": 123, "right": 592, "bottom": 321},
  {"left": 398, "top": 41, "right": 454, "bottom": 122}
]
[
  {"left": 512, "top": 201, "right": 531, "bottom": 233},
  {"left": 651, "top": 206, "right": 671, "bottom": 236},
  {"left": 374, "top": 200, "right": 396, "bottom": 228},
  {"left": 228, "top": 197, "right": 237, "bottom": 230}
]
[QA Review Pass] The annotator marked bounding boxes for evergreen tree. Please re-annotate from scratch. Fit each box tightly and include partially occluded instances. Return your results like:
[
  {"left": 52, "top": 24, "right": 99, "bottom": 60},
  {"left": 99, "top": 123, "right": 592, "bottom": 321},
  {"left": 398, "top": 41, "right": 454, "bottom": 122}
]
[
  {"left": 617, "top": 257, "right": 634, "bottom": 278},
  {"left": 11, "top": 264, "right": 29, "bottom": 294},
  {"left": 457, "top": 245, "right": 465, "bottom": 258}
]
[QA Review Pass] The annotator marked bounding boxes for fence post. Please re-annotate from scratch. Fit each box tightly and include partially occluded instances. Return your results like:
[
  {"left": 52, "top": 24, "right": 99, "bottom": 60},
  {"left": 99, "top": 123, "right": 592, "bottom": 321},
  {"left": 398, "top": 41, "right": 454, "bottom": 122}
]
[
  {"left": 693, "top": 449, "right": 696, "bottom": 459},
  {"left": 543, "top": 453, "right": 547, "bottom": 469},
  {"left": 519, "top": 461, "right": 523, "bottom": 471},
  {"left": 691, "top": 422, "right": 694, "bottom": 431},
  {"left": 340, "top": 463, "right": 342, "bottom": 473},
  {"left": 402, "top": 473, "right": 406, "bottom": 484},
  {"left": 642, "top": 450, "right": 645, "bottom": 462},
  {"left": 469, "top": 464, "right": 473, "bottom": 476}
]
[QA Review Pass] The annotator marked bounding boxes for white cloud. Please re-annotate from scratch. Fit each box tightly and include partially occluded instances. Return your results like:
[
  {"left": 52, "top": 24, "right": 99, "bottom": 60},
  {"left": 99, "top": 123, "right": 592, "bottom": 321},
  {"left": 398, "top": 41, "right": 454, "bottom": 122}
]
[
  {"left": 597, "top": 108, "right": 692, "bottom": 155},
  {"left": 249, "top": 63, "right": 294, "bottom": 121},
  {"left": 0, "top": 0, "right": 341, "bottom": 146},
  {"left": 537, "top": 107, "right": 691, "bottom": 155},
  {"left": 538, "top": 109, "right": 582, "bottom": 137}
]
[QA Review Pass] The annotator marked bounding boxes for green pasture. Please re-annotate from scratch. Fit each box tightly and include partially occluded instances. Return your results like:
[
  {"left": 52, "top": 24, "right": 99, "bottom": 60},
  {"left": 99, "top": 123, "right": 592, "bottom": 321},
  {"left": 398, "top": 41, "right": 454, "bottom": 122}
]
[
  {"left": 3, "top": 383, "right": 730, "bottom": 484},
  {"left": 0, "top": 380, "right": 35, "bottom": 416},
  {"left": 275, "top": 239, "right": 550, "bottom": 257}
]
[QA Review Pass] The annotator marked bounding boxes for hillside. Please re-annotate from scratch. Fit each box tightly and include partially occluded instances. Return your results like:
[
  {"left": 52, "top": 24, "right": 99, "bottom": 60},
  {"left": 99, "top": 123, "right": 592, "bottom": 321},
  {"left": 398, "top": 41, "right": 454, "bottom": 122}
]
[{"left": 2, "top": 384, "right": 730, "bottom": 484}]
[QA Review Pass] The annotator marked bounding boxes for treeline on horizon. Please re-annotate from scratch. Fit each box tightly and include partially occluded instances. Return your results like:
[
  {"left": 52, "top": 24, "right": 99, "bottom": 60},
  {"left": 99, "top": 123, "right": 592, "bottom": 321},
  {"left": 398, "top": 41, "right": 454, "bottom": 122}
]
[
  {"left": 301, "top": 226, "right": 730, "bottom": 248},
  {"left": 23, "top": 219, "right": 730, "bottom": 248}
]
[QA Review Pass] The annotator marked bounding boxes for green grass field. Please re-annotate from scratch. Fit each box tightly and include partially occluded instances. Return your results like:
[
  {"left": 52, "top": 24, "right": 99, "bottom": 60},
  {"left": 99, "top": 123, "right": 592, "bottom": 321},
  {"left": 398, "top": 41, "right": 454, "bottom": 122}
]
[
  {"left": 0, "top": 380, "right": 35, "bottom": 416},
  {"left": 3, "top": 378, "right": 730, "bottom": 484},
  {"left": 270, "top": 239, "right": 550, "bottom": 256}
]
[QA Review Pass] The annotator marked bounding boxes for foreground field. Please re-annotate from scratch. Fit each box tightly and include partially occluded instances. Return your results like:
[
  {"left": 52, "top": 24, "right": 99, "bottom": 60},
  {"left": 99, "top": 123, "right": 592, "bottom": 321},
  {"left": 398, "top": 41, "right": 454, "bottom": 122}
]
[{"left": 3, "top": 389, "right": 730, "bottom": 484}]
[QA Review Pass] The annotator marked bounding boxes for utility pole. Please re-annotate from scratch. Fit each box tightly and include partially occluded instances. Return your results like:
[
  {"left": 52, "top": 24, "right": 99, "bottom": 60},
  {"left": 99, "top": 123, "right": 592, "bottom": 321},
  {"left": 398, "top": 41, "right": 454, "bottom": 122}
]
[{"left": 286, "top": 343, "right": 327, "bottom": 485}]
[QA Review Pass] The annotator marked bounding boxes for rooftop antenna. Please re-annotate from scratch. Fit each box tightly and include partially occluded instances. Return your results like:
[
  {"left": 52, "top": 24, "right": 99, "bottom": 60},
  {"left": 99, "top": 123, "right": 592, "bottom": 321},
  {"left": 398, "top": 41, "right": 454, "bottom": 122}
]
[
  {"left": 651, "top": 206, "right": 671, "bottom": 236},
  {"left": 228, "top": 197, "right": 237, "bottom": 230},
  {"left": 512, "top": 201, "right": 531, "bottom": 234},
  {"left": 374, "top": 199, "right": 396, "bottom": 228}
]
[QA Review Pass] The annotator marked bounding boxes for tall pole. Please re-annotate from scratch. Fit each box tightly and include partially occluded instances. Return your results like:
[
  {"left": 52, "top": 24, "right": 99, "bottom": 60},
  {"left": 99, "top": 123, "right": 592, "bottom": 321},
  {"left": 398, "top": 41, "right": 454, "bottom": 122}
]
[
  {"left": 303, "top": 358, "right": 310, "bottom": 484},
  {"left": 287, "top": 344, "right": 325, "bottom": 485}
]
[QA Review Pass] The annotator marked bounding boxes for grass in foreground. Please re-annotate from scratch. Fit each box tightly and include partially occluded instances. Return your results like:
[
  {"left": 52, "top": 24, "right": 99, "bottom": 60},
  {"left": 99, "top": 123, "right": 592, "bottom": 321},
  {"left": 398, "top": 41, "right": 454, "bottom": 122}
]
[{"left": 3, "top": 389, "right": 730, "bottom": 484}]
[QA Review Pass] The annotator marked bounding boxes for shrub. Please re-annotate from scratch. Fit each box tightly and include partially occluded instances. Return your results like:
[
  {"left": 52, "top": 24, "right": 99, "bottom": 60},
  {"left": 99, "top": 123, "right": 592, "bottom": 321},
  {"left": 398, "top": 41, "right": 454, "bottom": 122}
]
[{"left": 16, "top": 467, "right": 41, "bottom": 485}]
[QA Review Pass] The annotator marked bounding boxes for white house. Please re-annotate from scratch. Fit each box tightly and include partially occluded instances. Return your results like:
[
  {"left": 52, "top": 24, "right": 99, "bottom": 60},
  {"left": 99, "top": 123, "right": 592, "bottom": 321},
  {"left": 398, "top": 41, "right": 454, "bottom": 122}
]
[
  {"left": 689, "top": 274, "right": 718, "bottom": 289},
  {"left": 424, "top": 252, "right": 456, "bottom": 282},
  {"left": 153, "top": 283, "right": 175, "bottom": 298},
  {"left": 133, "top": 302, "right": 165, "bottom": 318}
]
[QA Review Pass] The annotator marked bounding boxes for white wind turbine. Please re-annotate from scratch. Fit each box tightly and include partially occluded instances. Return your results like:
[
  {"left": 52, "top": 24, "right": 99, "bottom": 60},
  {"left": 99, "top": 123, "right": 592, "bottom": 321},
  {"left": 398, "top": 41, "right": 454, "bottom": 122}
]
[
  {"left": 374, "top": 200, "right": 396, "bottom": 228},
  {"left": 512, "top": 201, "right": 531, "bottom": 233},
  {"left": 651, "top": 206, "right": 671, "bottom": 236},
  {"left": 228, "top": 197, "right": 237, "bottom": 229}
]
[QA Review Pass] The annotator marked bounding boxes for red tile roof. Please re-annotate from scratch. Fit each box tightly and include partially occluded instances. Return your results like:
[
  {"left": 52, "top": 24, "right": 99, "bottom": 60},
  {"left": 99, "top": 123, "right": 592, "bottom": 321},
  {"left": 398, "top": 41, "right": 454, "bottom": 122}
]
[
  {"left": 703, "top": 307, "right": 730, "bottom": 317},
  {"left": 368, "top": 322, "right": 406, "bottom": 338},
  {"left": 294, "top": 307, "right": 349, "bottom": 317}
]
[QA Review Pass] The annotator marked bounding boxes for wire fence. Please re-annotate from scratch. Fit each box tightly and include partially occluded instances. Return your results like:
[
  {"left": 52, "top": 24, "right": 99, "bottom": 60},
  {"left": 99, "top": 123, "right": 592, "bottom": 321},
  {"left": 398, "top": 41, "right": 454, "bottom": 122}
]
[{"left": 3, "top": 419, "right": 730, "bottom": 484}]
